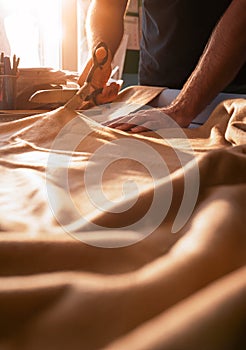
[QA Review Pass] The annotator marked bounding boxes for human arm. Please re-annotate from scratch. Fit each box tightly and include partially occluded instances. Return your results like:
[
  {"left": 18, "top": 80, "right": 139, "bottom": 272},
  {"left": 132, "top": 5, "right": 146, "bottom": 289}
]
[
  {"left": 106, "top": 0, "right": 246, "bottom": 130},
  {"left": 78, "top": 0, "right": 128, "bottom": 105},
  {"left": 163, "top": 0, "right": 246, "bottom": 127},
  {"left": 86, "top": 0, "right": 128, "bottom": 57}
]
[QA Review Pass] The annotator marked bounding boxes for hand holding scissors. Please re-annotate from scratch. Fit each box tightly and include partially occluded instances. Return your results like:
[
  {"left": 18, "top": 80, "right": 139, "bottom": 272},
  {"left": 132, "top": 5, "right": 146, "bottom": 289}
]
[{"left": 66, "top": 42, "right": 120, "bottom": 110}]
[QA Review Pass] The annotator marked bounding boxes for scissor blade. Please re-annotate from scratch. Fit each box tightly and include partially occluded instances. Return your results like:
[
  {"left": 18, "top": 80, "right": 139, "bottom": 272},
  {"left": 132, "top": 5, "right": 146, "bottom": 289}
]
[{"left": 65, "top": 82, "right": 91, "bottom": 110}]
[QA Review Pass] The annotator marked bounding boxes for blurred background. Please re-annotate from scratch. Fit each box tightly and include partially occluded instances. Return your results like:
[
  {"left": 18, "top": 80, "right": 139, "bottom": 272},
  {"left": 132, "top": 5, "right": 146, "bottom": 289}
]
[{"left": 0, "top": 0, "right": 141, "bottom": 83}]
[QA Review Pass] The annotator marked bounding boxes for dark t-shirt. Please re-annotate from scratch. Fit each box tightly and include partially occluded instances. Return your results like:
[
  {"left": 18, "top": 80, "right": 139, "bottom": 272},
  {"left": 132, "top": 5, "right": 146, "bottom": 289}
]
[{"left": 139, "top": 0, "right": 246, "bottom": 92}]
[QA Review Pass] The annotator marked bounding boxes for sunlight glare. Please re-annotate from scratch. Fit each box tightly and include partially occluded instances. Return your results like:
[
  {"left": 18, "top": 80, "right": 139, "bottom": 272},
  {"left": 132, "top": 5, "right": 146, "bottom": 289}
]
[{"left": 3, "top": 0, "right": 62, "bottom": 68}]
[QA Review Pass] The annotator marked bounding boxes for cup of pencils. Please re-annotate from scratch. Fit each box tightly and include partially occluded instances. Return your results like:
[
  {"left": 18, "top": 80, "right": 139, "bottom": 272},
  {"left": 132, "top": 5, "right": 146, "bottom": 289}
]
[{"left": 0, "top": 53, "right": 20, "bottom": 110}]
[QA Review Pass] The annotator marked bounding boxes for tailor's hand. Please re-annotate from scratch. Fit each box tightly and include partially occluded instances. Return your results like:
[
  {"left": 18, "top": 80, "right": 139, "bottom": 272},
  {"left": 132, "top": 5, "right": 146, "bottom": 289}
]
[
  {"left": 103, "top": 106, "right": 190, "bottom": 132},
  {"left": 78, "top": 45, "right": 120, "bottom": 106},
  {"left": 103, "top": 103, "right": 193, "bottom": 131}
]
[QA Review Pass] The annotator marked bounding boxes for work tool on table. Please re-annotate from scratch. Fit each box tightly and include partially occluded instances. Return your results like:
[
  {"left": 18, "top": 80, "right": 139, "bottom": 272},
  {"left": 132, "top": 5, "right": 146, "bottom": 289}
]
[
  {"left": 29, "top": 87, "right": 79, "bottom": 105},
  {"left": 0, "top": 53, "right": 20, "bottom": 110},
  {"left": 65, "top": 41, "right": 109, "bottom": 110},
  {"left": 29, "top": 42, "right": 119, "bottom": 108}
]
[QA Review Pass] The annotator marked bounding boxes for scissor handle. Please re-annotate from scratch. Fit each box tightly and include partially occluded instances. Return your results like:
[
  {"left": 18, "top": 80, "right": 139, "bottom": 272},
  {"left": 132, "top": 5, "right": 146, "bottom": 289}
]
[{"left": 86, "top": 42, "right": 109, "bottom": 84}]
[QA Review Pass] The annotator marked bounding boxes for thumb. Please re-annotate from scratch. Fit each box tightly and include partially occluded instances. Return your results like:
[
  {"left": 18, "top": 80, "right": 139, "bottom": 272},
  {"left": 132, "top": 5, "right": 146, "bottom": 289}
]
[{"left": 95, "top": 46, "right": 108, "bottom": 64}]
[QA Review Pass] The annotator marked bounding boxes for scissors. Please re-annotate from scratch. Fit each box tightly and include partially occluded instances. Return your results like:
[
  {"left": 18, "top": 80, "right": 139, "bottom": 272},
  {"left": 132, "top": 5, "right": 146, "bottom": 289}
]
[{"left": 65, "top": 42, "right": 109, "bottom": 110}]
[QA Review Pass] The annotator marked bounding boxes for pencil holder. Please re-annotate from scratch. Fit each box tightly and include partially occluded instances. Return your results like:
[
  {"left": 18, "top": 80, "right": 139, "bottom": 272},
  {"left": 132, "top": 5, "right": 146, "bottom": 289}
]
[{"left": 0, "top": 74, "right": 17, "bottom": 110}]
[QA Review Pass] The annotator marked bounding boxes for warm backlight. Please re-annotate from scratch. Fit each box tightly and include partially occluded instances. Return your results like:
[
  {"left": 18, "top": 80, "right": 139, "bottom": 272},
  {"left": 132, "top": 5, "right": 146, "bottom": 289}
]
[{"left": 2, "top": 0, "right": 62, "bottom": 68}]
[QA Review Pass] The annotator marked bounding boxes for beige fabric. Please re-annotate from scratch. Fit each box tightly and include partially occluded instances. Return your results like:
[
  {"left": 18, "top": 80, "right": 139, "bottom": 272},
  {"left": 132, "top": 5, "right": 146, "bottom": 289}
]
[{"left": 0, "top": 86, "right": 245, "bottom": 349}]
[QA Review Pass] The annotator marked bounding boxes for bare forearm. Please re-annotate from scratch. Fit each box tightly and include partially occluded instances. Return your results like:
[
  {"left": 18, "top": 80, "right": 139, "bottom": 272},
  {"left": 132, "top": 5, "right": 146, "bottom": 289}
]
[
  {"left": 86, "top": 0, "right": 128, "bottom": 56},
  {"left": 163, "top": 0, "right": 246, "bottom": 126}
]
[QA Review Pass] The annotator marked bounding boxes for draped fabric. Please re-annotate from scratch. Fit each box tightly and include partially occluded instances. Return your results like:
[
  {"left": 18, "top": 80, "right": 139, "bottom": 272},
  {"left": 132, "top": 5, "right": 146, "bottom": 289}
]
[{"left": 0, "top": 86, "right": 245, "bottom": 349}]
